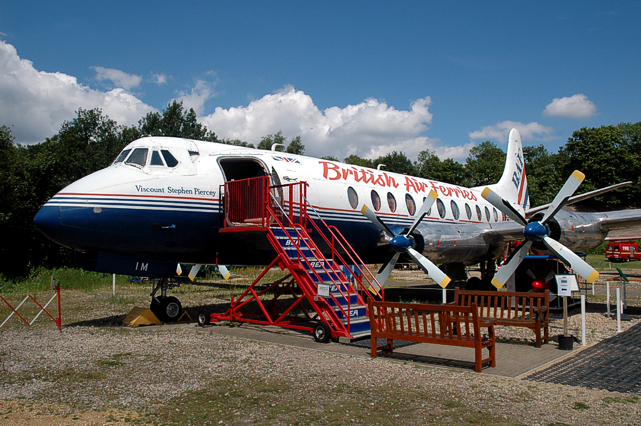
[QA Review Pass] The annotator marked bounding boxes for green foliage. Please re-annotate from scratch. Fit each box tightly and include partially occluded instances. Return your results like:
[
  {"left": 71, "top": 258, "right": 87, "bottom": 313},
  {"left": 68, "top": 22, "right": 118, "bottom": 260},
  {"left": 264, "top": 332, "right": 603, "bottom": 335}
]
[
  {"left": 138, "top": 100, "right": 219, "bottom": 141},
  {"left": 523, "top": 145, "right": 565, "bottom": 206},
  {"left": 0, "top": 267, "right": 124, "bottom": 293},
  {"left": 256, "top": 130, "right": 305, "bottom": 154},
  {"left": 462, "top": 141, "right": 505, "bottom": 187},
  {"left": 373, "top": 151, "right": 415, "bottom": 175},
  {"left": 343, "top": 154, "right": 374, "bottom": 168},
  {"left": 560, "top": 123, "right": 641, "bottom": 208},
  {"left": 415, "top": 150, "right": 466, "bottom": 186}
]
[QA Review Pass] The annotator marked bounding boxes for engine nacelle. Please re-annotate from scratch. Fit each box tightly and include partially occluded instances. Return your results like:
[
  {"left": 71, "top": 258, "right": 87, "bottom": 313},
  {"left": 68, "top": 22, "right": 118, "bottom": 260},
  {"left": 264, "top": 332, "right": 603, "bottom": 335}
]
[
  {"left": 411, "top": 225, "right": 494, "bottom": 265},
  {"left": 534, "top": 210, "right": 608, "bottom": 253}
]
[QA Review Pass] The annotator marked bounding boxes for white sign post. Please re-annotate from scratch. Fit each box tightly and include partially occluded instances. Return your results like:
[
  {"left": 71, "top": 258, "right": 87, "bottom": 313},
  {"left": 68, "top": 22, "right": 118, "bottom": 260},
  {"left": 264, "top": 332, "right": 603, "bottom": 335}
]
[{"left": 556, "top": 274, "right": 578, "bottom": 346}]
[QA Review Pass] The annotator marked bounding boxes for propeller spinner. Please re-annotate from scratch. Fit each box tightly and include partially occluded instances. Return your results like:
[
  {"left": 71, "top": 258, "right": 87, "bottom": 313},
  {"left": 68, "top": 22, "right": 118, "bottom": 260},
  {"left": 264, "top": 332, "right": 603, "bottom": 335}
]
[
  {"left": 482, "top": 170, "right": 599, "bottom": 288},
  {"left": 361, "top": 190, "right": 452, "bottom": 288}
]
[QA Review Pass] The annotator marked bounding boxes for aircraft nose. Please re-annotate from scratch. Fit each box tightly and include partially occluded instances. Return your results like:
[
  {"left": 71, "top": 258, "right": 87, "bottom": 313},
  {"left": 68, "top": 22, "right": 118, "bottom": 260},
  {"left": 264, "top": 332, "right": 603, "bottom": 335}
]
[{"left": 34, "top": 203, "right": 62, "bottom": 241}]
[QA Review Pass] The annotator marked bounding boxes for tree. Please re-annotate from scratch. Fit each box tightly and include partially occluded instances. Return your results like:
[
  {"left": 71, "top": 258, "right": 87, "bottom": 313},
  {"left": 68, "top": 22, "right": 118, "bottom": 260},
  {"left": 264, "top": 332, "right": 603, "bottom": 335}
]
[
  {"left": 415, "top": 150, "right": 466, "bottom": 185},
  {"left": 138, "top": 100, "right": 220, "bottom": 142},
  {"left": 286, "top": 136, "right": 305, "bottom": 155},
  {"left": 343, "top": 155, "right": 374, "bottom": 168},
  {"left": 463, "top": 141, "right": 505, "bottom": 187},
  {"left": 523, "top": 145, "right": 564, "bottom": 207},
  {"left": 222, "top": 139, "right": 255, "bottom": 148},
  {"left": 373, "top": 151, "right": 415, "bottom": 175},
  {"left": 257, "top": 131, "right": 305, "bottom": 154},
  {"left": 559, "top": 123, "right": 640, "bottom": 208}
]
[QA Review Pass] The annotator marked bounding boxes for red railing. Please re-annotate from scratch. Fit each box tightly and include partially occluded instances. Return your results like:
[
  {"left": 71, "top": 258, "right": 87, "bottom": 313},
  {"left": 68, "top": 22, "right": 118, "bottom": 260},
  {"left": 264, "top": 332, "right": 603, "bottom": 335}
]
[{"left": 1, "top": 283, "right": 61, "bottom": 330}]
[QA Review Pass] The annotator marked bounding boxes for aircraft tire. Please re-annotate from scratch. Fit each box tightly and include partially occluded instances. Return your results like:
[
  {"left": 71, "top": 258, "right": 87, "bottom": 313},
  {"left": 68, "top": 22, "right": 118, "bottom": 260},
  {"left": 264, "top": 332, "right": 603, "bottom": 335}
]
[
  {"left": 313, "top": 322, "right": 331, "bottom": 343},
  {"left": 197, "top": 311, "right": 210, "bottom": 326},
  {"left": 150, "top": 296, "right": 182, "bottom": 322}
]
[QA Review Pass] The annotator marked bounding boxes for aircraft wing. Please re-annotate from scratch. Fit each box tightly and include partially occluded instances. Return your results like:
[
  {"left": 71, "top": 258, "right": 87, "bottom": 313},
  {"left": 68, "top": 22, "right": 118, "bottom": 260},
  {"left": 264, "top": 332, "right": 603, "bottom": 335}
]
[
  {"left": 526, "top": 181, "right": 632, "bottom": 216},
  {"left": 479, "top": 221, "right": 526, "bottom": 246},
  {"left": 594, "top": 209, "right": 641, "bottom": 232}
]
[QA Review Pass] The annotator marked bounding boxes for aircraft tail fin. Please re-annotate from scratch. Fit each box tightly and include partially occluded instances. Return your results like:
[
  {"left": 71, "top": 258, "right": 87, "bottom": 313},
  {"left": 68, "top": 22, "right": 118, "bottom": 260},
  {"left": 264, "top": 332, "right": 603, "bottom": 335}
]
[{"left": 486, "top": 128, "right": 529, "bottom": 210}]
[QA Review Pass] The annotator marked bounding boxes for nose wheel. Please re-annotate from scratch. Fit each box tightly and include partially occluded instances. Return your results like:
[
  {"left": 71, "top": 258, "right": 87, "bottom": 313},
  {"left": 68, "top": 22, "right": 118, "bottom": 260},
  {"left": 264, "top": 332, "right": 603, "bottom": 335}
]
[
  {"left": 149, "top": 278, "right": 183, "bottom": 322},
  {"left": 150, "top": 296, "right": 183, "bottom": 322}
]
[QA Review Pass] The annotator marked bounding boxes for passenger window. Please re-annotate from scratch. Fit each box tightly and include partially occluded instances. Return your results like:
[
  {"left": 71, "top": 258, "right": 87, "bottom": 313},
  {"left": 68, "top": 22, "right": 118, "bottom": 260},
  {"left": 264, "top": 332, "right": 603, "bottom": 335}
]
[
  {"left": 405, "top": 194, "right": 416, "bottom": 216},
  {"left": 125, "top": 148, "right": 148, "bottom": 168},
  {"left": 371, "top": 190, "right": 381, "bottom": 211},
  {"left": 114, "top": 149, "right": 131, "bottom": 164},
  {"left": 161, "top": 150, "right": 179, "bottom": 168},
  {"left": 387, "top": 192, "right": 397, "bottom": 213},
  {"left": 437, "top": 199, "right": 446, "bottom": 219},
  {"left": 493, "top": 208, "right": 499, "bottom": 222},
  {"left": 484, "top": 206, "right": 491, "bottom": 222},
  {"left": 476, "top": 205, "right": 482, "bottom": 221},
  {"left": 451, "top": 200, "right": 460, "bottom": 220},
  {"left": 347, "top": 187, "right": 359, "bottom": 210},
  {"left": 150, "top": 151, "right": 165, "bottom": 166},
  {"left": 465, "top": 203, "right": 472, "bottom": 220}
]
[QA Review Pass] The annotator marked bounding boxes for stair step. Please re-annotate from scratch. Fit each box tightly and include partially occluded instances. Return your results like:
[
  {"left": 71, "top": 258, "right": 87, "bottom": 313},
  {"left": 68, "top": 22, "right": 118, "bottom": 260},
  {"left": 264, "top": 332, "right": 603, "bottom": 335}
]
[
  {"left": 327, "top": 293, "right": 359, "bottom": 307},
  {"left": 333, "top": 303, "right": 367, "bottom": 320},
  {"left": 349, "top": 330, "right": 372, "bottom": 340},
  {"left": 341, "top": 316, "right": 371, "bottom": 334}
]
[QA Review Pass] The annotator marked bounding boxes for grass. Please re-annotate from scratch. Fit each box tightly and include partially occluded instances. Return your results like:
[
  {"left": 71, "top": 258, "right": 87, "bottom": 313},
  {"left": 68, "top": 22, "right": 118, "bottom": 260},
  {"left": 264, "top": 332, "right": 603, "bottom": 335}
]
[{"left": 148, "top": 376, "right": 526, "bottom": 426}]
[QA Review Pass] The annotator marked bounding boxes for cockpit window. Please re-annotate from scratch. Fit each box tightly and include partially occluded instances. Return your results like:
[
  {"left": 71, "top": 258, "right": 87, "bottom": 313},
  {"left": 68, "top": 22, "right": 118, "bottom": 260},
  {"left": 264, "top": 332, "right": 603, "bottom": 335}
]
[
  {"left": 161, "top": 150, "right": 179, "bottom": 168},
  {"left": 114, "top": 149, "right": 131, "bottom": 164},
  {"left": 150, "top": 150, "right": 165, "bottom": 166},
  {"left": 189, "top": 150, "right": 200, "bottom": 162},
  {"left": 125, "top": 148, "right": 148, "bottom": 168}
]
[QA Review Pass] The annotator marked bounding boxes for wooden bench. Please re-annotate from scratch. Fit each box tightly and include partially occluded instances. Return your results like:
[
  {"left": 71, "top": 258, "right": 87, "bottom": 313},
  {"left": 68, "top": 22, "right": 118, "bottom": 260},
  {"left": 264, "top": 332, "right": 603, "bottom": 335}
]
[
  {"left": 367, "top": 299, "right": 495, "bottom": 373},
  {"left": 451, "top": 289, "right": 550, "bottom": 348}
]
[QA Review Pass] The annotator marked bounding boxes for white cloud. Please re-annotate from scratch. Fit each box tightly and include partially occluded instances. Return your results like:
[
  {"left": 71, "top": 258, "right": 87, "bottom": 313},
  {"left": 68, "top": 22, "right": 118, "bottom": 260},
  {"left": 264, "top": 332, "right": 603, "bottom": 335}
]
[
  {"left": 469, "top": 121, "right": 555, "bottom": 143},
  {"left": 200, "top": 86, "right": 470, "bottom": 160},
  {"left": 0, "top": 40, "right": 155, "bottom": 143},
  {"left": 176, "top": 79, "right": 217, "bottom": 116},
  {"left": 92, "top": 66, "right": 142, "bottom": 89},
  {"left": 152, "top": 73, "right": 168, "bottom": 84},
  {"left": 543, "top": 94, "right": 597, "bottom": 119}
]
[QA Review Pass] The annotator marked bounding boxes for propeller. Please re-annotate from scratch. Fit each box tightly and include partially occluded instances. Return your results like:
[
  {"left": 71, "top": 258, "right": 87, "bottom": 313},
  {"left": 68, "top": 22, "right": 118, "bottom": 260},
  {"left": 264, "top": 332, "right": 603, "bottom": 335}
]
[
  {"left": 483, "top": 170, "right": 599, "bottom": 288},
  {"left": 361, "top": 190, "right": 452, "bottom": 288}
]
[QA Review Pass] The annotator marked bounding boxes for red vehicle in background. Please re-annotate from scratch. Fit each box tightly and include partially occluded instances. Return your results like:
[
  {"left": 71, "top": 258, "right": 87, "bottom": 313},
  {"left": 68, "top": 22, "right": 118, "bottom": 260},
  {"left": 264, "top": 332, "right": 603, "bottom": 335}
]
[{"left": 606, "top": 240, "right": 641, "bottom": 262}]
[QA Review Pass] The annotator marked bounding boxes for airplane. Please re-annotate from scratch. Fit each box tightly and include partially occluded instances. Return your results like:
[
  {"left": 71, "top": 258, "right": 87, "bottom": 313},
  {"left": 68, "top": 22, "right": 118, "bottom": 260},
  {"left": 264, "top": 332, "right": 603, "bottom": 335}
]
[{"left": 33, "top": 128, "right": 641, "bottom": 335}]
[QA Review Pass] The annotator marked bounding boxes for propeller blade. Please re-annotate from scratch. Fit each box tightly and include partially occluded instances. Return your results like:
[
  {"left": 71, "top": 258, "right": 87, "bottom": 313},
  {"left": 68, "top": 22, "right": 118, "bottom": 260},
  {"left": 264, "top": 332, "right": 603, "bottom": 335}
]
[
  {"left": 406, "top": 190, "right": 438, "bottom": 235},
  {"left": 218, "top": 264, "right": 231, "bottom": 280},
  {"left": 407, "top": 247, "right": 451, "bottom": 288},
  {"left": 361, "top": 205, "right": 395, "bottom": 238},
  {"left": 542, "top": 237, "right": 599, "bottom": 283},
  {"left": 176, "top": 263, "right": 183, "bottom": 276},
  {"left": 375, "top": 252, "right": 401, "bottom": 287},
  {"left": 541, "top": 170, "right": 585, "bottom": 224},
  {"left": 491, "top": 241, "right": 532, "bottom": 289},
  {"left": 481, "top": 187, "right": 527, "bottom": 226},
  {"left": 188, "top": 264, "right": 202, "bottom": 281}
]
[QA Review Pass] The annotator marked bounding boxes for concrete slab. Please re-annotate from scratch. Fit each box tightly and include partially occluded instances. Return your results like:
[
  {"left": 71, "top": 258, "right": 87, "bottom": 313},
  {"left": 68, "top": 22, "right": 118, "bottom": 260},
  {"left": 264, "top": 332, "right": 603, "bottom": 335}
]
[{"left": 200, "top": 322, "right": 577, "bottom": 377}]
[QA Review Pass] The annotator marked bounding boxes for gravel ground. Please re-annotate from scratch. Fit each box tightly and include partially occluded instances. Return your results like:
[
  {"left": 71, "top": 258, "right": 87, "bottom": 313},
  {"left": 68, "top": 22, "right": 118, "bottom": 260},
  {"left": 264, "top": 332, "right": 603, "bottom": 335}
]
[{"left": 1, "top": 281, "right": 641, "bottom": 425}]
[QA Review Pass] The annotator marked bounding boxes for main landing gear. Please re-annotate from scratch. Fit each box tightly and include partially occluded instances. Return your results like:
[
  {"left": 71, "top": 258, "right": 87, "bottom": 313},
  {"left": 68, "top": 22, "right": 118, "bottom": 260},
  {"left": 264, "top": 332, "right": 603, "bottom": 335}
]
[{"left": 150, "top": 278, "right": 183, "bottom": 322}]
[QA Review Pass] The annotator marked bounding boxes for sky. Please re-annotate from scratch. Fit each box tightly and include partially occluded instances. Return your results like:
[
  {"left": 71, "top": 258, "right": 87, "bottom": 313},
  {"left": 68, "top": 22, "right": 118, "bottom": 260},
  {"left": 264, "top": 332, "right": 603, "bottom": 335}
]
[{"left": 1, "top": 1, "right": 640, "bottom": 162}]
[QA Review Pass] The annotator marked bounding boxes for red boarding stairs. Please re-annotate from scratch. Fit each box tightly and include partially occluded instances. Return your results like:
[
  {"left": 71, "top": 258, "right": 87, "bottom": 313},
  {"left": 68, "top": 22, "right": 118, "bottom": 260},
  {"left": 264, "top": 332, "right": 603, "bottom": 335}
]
[{"left": 211, "top": 176, "right": 383, "bottom": 341}]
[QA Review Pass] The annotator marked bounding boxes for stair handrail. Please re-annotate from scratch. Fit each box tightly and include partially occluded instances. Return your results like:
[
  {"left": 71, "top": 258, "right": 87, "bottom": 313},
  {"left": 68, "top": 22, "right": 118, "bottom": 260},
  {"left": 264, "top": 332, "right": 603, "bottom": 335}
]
[
  {"left": 264, "top": 187, "right": 355, "bottom": 333},
  {"left": 302, "top": 197, "right": 384, "bottom": 302}
]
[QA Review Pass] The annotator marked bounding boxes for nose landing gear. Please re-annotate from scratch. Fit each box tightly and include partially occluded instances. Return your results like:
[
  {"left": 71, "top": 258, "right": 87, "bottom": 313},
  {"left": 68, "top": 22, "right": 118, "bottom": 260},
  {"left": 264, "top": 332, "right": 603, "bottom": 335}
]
[{"left": 149, "top": 278, "right": 183, "bottom": 322}]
